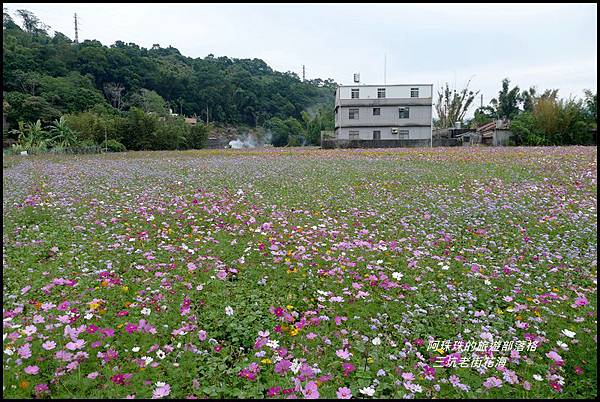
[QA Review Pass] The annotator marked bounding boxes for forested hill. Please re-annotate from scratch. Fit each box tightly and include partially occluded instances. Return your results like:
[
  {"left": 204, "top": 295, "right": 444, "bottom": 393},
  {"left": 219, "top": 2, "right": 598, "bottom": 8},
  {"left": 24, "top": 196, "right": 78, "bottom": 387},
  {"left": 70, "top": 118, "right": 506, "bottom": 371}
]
[{"left": 2, "top": 9, "right": 337, "bottom": 129}]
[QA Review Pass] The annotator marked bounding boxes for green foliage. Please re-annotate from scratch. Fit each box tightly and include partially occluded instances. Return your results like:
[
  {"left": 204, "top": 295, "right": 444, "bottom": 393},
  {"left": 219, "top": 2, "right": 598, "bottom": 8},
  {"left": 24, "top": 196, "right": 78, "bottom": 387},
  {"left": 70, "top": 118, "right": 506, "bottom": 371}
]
[
  {"left": 64, "top": 111, "right": 127, "bottom": 144},
  {"left": 126, "top": 88, "right": 169, "bottom": 115},
  {"left": 101, "top": 139, "right": 127, "bottom": 152},
  {"left": 11, "top": 119, "right": 52, "bottom": 150},
  {"left": 151, "top": 117, "right": 189, "bottom": 150},
  {"left": 469, "top": 107, "right": 495, "bottom": 129},
  {"left": 265, "top": 117, "right": 288, "bottom": 147},
  {"left": 4, "top": 92, "right": 61, "bottom": 126},
  {"left": 490, "top": 78, "right": 522, "bottom": 119},
  {"left": 47, "top": 116, "right": 79, "bottom": 147},
  {"left": 302, "top": 105, "right": 334, "bottom": 145},
  {"left": 3, "top": 8, "right": 336, "bottom": 134},
  {"left": 122, "top": 107, "right": 158, "bottom": 150},
  {"left": 583, "top": 89, "right": 597, "bottom": 123},
  {"left": 510, "top": 98, "right": 595, "bottom": 146},
  {"left": 188, "top": 123, "right": 209, "bottom": 149}
]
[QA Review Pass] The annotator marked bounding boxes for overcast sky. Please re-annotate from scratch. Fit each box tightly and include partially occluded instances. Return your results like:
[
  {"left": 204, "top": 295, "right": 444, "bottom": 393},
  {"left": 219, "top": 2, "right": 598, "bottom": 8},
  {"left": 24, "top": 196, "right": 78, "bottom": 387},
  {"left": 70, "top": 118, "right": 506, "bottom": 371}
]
[{"left": 5, "top": 3, "right": 597, "bottom": 117}]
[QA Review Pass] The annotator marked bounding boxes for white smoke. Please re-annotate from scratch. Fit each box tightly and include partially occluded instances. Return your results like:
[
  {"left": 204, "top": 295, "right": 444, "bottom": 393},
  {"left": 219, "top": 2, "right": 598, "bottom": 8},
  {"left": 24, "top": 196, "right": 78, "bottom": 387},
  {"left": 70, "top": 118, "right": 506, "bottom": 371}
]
[{"left": 228, "top": 131, "right": 270, "bottom": 149}]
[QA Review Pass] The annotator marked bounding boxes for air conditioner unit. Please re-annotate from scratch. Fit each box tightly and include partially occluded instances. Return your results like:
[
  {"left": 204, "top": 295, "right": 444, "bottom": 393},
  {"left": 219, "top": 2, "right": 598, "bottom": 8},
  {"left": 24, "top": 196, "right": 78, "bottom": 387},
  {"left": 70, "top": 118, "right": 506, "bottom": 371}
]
[{"left": 391, "top": 128, "right": 399, "bottom": 134}]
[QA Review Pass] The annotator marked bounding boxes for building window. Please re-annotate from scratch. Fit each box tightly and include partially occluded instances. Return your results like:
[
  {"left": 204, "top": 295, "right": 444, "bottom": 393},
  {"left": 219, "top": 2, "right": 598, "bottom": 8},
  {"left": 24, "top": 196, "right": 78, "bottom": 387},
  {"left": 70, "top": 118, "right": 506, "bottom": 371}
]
[
  {"left": 399, "top": 129, "right": 409, "bottom": 139},
  {"left": 373, "top": 107, "right": 380, "bottom": 116},
  {"left": 349, "top": 130, "right": 359, "bottom": 140},
  {"left": 351, "top": 88, "right": 359, "bottom": 99},
  {"left": 377, "top": 88, "right": 386, "bottom": 98},
  {"left": 373, "top": 130, "right": 381, "bottom": 140},
  {"left": 410, "top": 88, "right": 419, "bottom": 98},
  {"left": 399, "top": 107, "right": 410, "bottom": 119},
  {"left": 349, "top": 108, "right": 359, "bottom": 119}
]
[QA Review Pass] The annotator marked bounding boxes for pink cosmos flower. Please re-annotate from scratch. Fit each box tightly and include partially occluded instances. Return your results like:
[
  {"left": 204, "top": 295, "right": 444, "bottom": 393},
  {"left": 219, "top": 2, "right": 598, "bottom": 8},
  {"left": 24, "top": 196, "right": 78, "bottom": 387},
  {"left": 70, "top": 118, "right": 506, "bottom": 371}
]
[
  {"left": 402, "top": 372, "right": 416, "bottom": 381},
  {"left": 546, "top": 351, "right": 564, "bottom": 365},
  {"left": 65, "top": 339, "right": 85, "bottom": 351},
  {"left": 302, "top": 381, "right": 319, "bottom": 399},
  {"left": 336, "top": 349, "right": 352, "bottom": 360},
  {"left": 336, "top": 387, "right": 352, "bottom": 399},
  {"left": 24, "top": 365, "right": 40, "bottom": 375},
  {"left": 88, "top": 372, "right": 100, "bottom": 379},
  {"left": 198, "top": 330, "right": 207, "bottom": 341},
  {"left": 274, "top": 359, "right": 291, "bottom": 375},
  {"left": 42, "top": 340, "right": 56, "bottom": 350},
  {"left": 572, "top": 296, "right": 589, "bottom": 308},
  {"left": 18, "top": 343, "right": 32, "bottom": 359},
  {"left": 152, "top": 384, "right": 171, "bottom": 399},
  {"left": 483, "top": 377, "right": 503, "bottom": 389},
  {"left": 34, "top": 383, "right": 49, "bottom": 393}
]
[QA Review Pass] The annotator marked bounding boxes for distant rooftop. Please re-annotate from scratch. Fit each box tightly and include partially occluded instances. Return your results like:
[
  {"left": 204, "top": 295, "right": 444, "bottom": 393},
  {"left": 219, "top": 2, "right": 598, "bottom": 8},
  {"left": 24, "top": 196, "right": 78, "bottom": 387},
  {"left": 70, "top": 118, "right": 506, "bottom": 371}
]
[{"left": 337, "top": 83, "right": 433, "bottom": 87}]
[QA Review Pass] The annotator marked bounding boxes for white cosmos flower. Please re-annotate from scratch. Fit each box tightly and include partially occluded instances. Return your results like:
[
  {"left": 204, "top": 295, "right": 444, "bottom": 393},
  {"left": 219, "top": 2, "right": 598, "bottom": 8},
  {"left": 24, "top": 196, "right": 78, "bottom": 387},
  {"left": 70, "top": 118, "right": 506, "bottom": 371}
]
[
  {"left": 372, "top": 337, "right": 382, "bottom": 346},
  {"left": 225, "top": 306, "right": 234, "bottom": 316},
  {"left": 359, "top": 386, "right": 376, "bottom": 396},
  {"left": 290, "top": 359, "right": 301, "bottom": 374},
  {"left": 132, "top": 347, "right": 140, "bottom": 352},
  {"left": 533, "top": 374, "right": 543, "bottom": 381},
  {"left": 156, "top": 349, "right": 166, "bottom": 359},
  {"left": 141, "top": 308, "right": 151, "bottom": 316},
  {"left": 561, "top": 329, "right": 576, "bottom": 338},
  {"left": 392, "top": 272, "right": 403, "bottom": 281}
]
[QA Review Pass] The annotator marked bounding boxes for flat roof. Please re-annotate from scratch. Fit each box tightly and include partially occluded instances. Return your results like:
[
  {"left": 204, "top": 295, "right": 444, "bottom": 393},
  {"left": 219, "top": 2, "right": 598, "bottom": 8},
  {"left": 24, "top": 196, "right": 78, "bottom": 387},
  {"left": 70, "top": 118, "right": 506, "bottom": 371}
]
[{"left": 337, "top": 84, "right": 433, "bottom": 87}]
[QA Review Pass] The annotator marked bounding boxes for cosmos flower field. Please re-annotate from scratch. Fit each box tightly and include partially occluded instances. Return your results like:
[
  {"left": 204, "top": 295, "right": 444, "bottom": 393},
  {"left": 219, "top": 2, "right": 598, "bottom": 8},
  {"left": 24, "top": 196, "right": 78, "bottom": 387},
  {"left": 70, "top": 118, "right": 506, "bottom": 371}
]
[{"left": 2, "top": 146, "right": 597, "bottom": 399}]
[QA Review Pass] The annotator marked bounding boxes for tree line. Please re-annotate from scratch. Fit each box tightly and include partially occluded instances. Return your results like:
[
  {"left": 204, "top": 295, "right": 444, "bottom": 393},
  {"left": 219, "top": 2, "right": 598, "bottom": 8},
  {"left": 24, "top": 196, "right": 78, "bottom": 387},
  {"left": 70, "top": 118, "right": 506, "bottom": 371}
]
[
  {"left": 2, "top": 8, "right": 336, "bottom": 151},
  {"left": 434, "top": 78, "right": 596, "bottom": 145}
]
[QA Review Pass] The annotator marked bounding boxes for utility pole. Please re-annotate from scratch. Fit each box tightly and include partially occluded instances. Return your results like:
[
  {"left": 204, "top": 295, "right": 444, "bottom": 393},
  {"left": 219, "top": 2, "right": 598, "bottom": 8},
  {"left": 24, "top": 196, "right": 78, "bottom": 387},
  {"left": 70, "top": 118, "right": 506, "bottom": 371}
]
[
  {"left": 302, "top": 65, "right": 305, "bottom": 82},
  {"left": 74, "top": 13, "right": 79, "bottom": 43},
  {"left": 480, "top": 94, "right": 483, "bottom": 108},
  {"left": 206, "top": 106, "right": 209, "bottom": 125},
  {"left": 384, "top": 53, "right": 386, "bottom": 85}
]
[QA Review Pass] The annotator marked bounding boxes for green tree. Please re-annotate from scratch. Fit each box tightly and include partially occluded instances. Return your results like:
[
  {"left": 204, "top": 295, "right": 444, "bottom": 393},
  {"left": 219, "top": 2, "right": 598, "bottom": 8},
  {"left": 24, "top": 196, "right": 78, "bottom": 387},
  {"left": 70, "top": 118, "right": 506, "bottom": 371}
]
[
  {"left": 187, "top": 123, "right": 209, "bottom": 149},
  {"left": 491, "top": 78, "right": 522, "bottom": 119},
  {"left": 265, "top": 117, "right": 289, "bottom": 147}
]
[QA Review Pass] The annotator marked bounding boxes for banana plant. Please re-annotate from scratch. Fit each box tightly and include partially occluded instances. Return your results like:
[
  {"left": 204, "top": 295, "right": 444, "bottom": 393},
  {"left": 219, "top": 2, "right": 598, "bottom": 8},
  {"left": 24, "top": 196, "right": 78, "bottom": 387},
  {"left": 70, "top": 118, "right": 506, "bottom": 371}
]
[
  {"left": 47, "top": 116, "right": 79, "bottom": 148},
  {"left": 13, "top": 120, "right": 51, "bottom": 150}
]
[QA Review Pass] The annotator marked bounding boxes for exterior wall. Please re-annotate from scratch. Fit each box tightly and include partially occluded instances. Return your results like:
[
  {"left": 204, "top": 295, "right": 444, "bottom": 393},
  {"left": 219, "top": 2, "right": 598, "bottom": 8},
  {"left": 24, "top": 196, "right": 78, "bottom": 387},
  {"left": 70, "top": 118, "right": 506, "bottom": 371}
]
[
  {"left": 335, "top": 126, "right": 431, "bottom": 140},
  {"left": 493, "top": 130, "right": 512, "bottom": 146},
  {"left": 334, "top": 83, "right": 433, "bottom": 145},
  {"left": 337, "top": 85, "right": 433, "bottom": 99},
  {"left": 336, "top": 105, "right": 431, "bottom": 131}
]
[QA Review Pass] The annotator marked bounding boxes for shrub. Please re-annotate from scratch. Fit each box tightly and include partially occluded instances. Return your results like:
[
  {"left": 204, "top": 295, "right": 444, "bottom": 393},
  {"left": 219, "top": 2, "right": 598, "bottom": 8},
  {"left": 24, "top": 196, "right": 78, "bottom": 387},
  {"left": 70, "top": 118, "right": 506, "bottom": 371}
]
[{"left": 101, "top": 139, "right": 127, "bottom": 152}]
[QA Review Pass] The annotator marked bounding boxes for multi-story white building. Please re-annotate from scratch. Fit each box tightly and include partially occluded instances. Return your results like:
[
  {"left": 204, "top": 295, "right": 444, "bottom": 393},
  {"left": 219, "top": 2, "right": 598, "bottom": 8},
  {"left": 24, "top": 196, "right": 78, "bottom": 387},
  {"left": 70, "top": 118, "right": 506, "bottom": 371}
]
[{"left": 329, "top": 83, "right": 433, "bottom": 147}]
